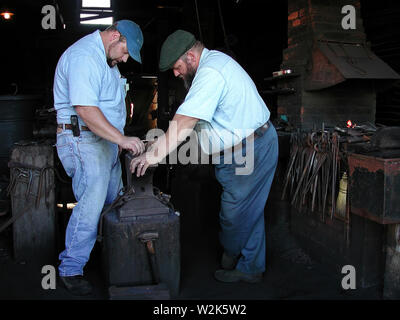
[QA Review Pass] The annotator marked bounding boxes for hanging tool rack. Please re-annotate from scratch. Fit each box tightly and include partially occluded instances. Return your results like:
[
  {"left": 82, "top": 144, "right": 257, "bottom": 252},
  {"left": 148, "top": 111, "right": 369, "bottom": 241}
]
[{"left": 282, "top": 125, "right": 343, "bottom": 222}]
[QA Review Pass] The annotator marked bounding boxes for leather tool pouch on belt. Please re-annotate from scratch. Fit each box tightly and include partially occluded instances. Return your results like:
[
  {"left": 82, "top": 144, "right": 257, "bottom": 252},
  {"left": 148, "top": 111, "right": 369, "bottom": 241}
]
[{"left": 70, "top": 115, "right": 80, "bottom": 137}]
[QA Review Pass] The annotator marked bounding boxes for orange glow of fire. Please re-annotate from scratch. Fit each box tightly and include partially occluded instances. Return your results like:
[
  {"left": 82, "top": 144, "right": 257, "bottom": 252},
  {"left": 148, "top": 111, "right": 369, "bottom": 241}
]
[
  {"left": 130, "top": 103, "right": 134, "bottom": 118},
  {"left": 1, "top": 12, "right": 14, "bottom": 20},
  {"left": 347, "top": 120, "right": 356, "bottom": 128}
]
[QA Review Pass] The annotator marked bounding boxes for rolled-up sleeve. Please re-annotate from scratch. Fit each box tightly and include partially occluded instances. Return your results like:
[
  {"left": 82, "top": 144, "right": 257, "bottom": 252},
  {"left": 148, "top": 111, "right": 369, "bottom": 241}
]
[
  {"left": 67, "top": 55, "right": 102, "bottom": 107},
  {"left": 176, "top": 67, "right": 226, "bottom": 122}
]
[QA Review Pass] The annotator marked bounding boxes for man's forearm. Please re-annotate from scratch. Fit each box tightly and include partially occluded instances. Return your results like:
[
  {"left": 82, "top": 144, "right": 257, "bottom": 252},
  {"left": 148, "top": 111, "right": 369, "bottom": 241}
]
[
  {"left": 146, "top": 133, "right": 174, "bottom": 164},
  {"left": 75, "top": 105, "right": 124, "bottom": 144},
  {"left": 146, "top": 114, "right": 199, "bottom": 163}
]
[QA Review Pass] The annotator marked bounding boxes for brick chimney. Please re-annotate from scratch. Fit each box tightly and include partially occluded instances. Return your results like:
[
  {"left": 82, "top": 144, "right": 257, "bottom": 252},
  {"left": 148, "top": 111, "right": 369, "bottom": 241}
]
[{"left": 275, "top": 0, "right": 399, "bottom": 129}]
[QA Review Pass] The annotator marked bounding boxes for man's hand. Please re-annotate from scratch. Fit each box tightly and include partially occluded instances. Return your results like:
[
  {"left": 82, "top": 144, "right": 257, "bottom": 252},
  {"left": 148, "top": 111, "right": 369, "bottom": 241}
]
[
  {"left": 119, "top": 136, "right": 145, "bottom": 155},
  {"left": 130, "top": 153, "right": 151, "bottom": 177},
  {"left": 75, "top": 106, "right": 146, "bottom": 155},
  {"left": 129, "top": 114, "right": 199, "bottom": 176}
]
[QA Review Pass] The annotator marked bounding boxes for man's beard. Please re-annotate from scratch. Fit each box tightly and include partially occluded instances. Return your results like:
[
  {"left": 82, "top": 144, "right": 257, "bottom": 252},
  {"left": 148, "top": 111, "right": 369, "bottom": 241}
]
[
  {"left": 106, "top": 58, "right": 115, "bottom": 67},
  {"left": 106, "top": 42, "right": 118, "bottom": 67},
  {"left": 182, "top": 63, "right": 196, "bottom": 90}
]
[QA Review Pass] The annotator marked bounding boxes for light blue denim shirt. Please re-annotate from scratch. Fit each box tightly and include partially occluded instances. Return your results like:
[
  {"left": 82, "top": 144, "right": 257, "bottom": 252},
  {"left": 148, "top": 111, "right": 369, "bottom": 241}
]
[
  {"left": 53, "top": 30, "right": 127, "bottom": 133},
  {"left": 176, "top": 48, "right": 270, "bottom": 154}
]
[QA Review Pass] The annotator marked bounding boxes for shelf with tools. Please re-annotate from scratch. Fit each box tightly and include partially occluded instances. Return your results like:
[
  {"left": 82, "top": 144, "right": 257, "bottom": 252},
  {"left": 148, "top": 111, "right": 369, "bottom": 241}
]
[
  {"left": 261, "top": 87, "right": 296, "bottom": 95},
  {"left": 263, "top": 73, "right": 301, "bottom": 82},
  {"left": 262, "top": 71, "right": 300, "bottom": 96}
]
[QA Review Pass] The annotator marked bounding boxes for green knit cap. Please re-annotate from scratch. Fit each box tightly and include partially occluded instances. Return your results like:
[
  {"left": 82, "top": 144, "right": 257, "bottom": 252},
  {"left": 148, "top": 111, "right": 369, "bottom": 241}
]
[{"left": 159, "top": 30, "right": 196, "bottom": 72}]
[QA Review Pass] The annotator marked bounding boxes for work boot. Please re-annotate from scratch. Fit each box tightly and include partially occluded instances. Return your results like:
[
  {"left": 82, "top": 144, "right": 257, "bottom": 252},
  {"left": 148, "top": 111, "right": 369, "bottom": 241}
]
[
  {"left": 214, "top": 269, "right": 262, "bottom": 283},
  {"left": 59, "top": 275, "right": 93, "bottom": 296},
  {"left": 221, "top": 252, "right": 239, "bottom": 270}
]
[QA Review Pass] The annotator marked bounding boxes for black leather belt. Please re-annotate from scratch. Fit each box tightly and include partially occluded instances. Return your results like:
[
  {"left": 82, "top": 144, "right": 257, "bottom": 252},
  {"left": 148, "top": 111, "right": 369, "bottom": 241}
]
[
  {"left": 218, "top": 120, "right": 271, "bottom": 157},
  {"left": 254, "top": 120, "right": 271, "bottom": 139},
  {"left": 57, "top": 124, "right": 91, "bottom": 131}
]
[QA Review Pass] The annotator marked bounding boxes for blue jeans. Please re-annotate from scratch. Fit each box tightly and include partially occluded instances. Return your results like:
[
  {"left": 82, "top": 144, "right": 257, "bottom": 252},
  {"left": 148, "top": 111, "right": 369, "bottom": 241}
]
[
  {"left": 214, "top": 124, "right": 278, "bottom": 274},
  {"left": 56, "top": 130, "right": 123, "bottom": 276}
]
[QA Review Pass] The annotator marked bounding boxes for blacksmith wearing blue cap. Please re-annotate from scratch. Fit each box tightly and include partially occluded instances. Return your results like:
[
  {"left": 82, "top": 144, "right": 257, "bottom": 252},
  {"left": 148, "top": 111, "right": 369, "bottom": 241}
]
[
  {"left": 130, "top": 30, "right": 279, "bottom": 283},
  {"left": 54, "top": 20, "right": 145, "bottom": 295}
]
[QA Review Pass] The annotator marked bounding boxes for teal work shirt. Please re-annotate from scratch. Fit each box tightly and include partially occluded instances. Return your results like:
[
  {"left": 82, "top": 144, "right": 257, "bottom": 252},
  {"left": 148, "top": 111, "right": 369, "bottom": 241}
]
[
  {"left": 176, "top": 48, "right": 270, "bottom": 154},
  {"left": 53, "top": 30, "right": 127, "bottom": 133}
]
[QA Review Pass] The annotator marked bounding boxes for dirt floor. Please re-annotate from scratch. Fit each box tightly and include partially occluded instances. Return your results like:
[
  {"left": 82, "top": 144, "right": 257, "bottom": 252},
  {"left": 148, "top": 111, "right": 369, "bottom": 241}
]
[{"left": 0, "top": 175, "right": 383, "bottom": 302}]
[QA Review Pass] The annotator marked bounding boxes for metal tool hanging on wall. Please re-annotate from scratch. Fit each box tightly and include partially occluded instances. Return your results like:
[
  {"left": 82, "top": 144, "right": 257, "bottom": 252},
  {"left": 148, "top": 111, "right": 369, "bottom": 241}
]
[{"left": 281, "top": 124, "right": 341, "bottom": 221}]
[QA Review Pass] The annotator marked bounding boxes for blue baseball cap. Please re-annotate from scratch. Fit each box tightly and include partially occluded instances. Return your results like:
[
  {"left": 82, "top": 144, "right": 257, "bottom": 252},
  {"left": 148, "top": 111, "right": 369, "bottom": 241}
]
[{"left": 116, "top": 20, "right": 143, "bottom": 64}]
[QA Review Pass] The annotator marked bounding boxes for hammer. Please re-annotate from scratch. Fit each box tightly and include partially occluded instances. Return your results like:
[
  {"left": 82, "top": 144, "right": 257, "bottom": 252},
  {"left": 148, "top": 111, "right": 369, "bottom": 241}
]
[{"left": 138, "top": 231, "right": 160, "bottom": 284}]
